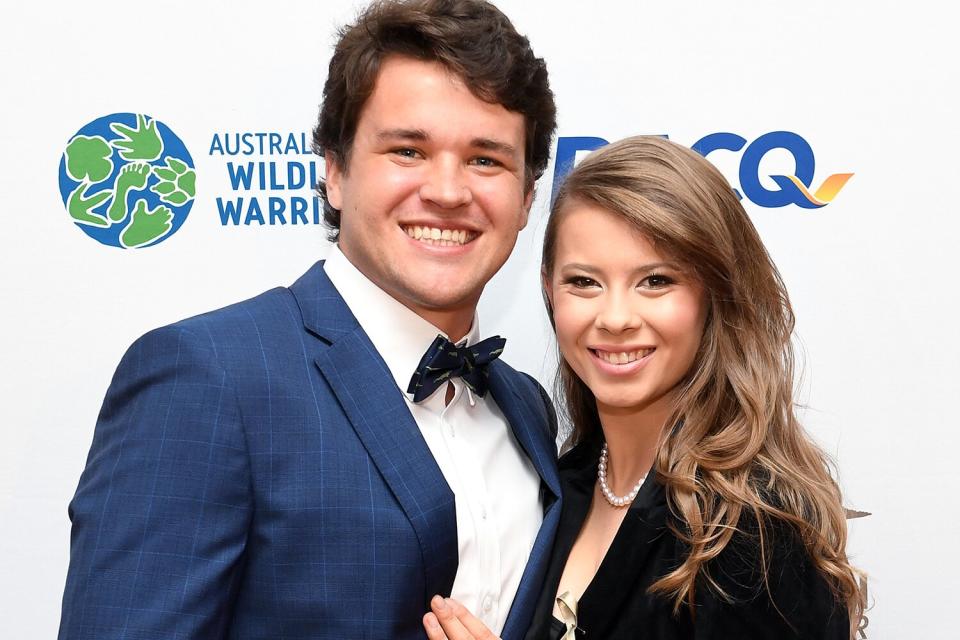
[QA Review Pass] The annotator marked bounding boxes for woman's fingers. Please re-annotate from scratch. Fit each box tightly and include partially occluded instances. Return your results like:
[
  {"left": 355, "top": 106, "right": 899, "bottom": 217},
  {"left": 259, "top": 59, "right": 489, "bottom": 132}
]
[
  {"left": 428, "top": 595, "right": 474, "bottom": 639},
  {"left": 445, "top": 598, "right": 501, "bottom": 640},
  {"left": 423, "top": 612, "right": 450, "bottom": 640},
  {"left": 423, "top": 595, "right": 503, "bottom": 640}
]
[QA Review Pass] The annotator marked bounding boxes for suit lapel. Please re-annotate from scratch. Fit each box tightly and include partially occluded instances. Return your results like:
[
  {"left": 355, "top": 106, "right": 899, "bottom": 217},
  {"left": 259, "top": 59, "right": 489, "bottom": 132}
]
[
  {"left": 291, "top": 262, "right": 459, "bottom": 604},
  {"left": 486, "top": 361, "right": 561, "bottom": 501},
  {"left": 487, "top": 361, "right": 562, "bottom": 640}
]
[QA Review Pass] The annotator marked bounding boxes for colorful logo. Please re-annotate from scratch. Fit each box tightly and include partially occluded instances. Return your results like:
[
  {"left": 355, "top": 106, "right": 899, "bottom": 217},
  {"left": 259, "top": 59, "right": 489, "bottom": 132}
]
[
  {"left": 552, "top": 131, "right": 852, "bottom": 209},
  {"left": 691, "top": 131, "right": 852, "bottom": 209},
  {"left": 58, "top": 113, "right": 196, "bottom": 248}
]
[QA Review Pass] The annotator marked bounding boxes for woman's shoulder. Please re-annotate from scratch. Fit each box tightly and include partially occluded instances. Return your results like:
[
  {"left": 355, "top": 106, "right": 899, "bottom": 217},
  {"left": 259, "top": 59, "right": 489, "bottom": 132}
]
[{"left": 695, "top": 511, "right": 850, "bottom": 638}]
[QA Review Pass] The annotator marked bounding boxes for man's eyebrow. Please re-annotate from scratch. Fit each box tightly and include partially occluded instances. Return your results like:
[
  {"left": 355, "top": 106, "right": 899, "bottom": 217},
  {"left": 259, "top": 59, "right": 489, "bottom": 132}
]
[
  {"left": 470, "top": 137, "right": 519, "bottom": 157},
  {"left": 376, "top": 128, "right": 428, "bottom": 142},
  {"left": 374, "top": 130, "right": 519, "bottom": 157}
]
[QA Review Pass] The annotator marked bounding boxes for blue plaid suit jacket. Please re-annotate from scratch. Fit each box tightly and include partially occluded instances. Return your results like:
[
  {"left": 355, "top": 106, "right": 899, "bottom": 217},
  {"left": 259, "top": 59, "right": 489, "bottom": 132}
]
[{"left": 59, "top": 261, "right": 561, "bottom": 640}]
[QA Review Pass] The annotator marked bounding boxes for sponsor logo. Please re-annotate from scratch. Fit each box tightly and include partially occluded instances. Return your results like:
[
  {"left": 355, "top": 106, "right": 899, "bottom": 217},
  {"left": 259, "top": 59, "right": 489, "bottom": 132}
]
[
  {"left": 58, "top": 113, "right": 196, "bottom": 248},
  {"left": 210, "top": 132, "right": 324, "bottom": 226},
  {"left": 552, "top": 132, "right": 852, "bottom": 209}
]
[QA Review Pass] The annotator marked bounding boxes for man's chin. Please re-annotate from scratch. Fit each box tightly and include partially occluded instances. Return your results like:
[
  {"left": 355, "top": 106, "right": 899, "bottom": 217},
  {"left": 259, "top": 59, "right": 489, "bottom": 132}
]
[
  {"left": 392, "top": 280, "right": 484, "bottom": 322},
  {"left": 405, "top": 288, "right": 483, "bottom": 313}
]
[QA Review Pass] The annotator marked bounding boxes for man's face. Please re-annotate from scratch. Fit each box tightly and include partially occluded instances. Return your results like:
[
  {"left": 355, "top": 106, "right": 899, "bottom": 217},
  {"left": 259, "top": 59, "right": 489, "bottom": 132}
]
[{"left": 326, "top": 55, "right": 533, "bottom": 336}]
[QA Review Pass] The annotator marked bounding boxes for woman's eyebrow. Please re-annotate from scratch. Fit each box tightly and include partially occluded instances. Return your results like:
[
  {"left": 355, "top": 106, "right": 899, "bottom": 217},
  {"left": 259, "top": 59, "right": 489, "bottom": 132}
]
[
  {"left": 634, "top": 261, "right": 681, "bottom": 273},
  {"left": 559, "top": 262, "right": 600, "bottom": 275},
  {"left": 559, "top": 261, "right": 680, "bottom": 274}
]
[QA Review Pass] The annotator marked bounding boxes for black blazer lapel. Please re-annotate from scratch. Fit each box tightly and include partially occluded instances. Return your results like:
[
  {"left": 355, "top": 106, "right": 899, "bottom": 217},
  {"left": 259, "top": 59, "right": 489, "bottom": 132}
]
[
  {"left": 526, "top": 441, "right": 672, "bottom": 640},
  {"left": 291, "top": 261, "right": 459, "bottom": 604},
  {"left": 524, "top": 444, "right": 596, "bottom": 640},
  {"left": 576, "top": 471, "right": 670, "bottom": 639}
]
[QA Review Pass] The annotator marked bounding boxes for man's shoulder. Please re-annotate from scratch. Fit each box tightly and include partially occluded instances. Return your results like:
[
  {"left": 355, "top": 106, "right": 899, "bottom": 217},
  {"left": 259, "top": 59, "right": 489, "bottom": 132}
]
[
  {"left": 140, "top": 260, "right": 334, "bottom": 347},
  {"left": 150, "top": 285, "right": 299, "bottom": 347},
  {"left": 124, "top": 266, "right": 333, "bottom": 376},
  {"left": 491, "top": 359, "right": 557, "bottom": 438},
  {"left": 491, "top": 358, "right": 543, "bottom": 397}
]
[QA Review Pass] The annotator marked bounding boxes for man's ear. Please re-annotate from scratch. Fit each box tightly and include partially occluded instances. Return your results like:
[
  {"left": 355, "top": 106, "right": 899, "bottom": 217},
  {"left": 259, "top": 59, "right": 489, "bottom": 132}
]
[
  {"left": 518, "top": 182, "right": 536, "bottom": 231},
  {"left": 324, "top": 151, "right": 343, "bottom": 210}
]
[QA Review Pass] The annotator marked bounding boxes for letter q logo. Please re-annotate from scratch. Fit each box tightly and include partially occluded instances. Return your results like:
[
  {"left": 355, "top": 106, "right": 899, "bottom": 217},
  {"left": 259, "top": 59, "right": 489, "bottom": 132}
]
[
  {"left": 692, "top": 131, "right": 853, "bottom": 209},
  {"left": 551, "top": 132, "right": 852, "bottom": 210}
]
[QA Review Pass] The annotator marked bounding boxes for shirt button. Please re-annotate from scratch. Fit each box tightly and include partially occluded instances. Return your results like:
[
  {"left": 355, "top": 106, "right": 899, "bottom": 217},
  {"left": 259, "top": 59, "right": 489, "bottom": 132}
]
[
  {"left": 482, "top": 595, "right": 493, "bottom": 612},
  {"left": 481, "top": 508, "right": 487, "bottom": 520}
]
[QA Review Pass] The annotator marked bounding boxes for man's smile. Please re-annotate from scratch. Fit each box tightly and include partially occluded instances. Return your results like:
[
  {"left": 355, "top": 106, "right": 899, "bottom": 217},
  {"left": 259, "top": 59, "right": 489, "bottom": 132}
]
[{"left": 402, "top": 224, "right": 478, "bottom": 246}]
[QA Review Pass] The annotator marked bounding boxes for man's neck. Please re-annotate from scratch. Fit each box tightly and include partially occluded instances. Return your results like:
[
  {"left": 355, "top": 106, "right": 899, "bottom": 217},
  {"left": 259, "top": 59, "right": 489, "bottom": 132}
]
[
  {"left": 411, "top": 306, "right": 476, "bottom": 343},
  {"left": 336, "top": 244, "right": 480, "bottom": 342}
]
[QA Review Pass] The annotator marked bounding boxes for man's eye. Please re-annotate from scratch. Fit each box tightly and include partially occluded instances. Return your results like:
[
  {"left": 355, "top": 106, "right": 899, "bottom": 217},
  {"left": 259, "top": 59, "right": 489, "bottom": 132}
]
[
  {"left": 393, "top": 148, "right": 420, "bottom": 159},
  {"left": 471, "top": 157, "right": 501, "bottom": 168}
]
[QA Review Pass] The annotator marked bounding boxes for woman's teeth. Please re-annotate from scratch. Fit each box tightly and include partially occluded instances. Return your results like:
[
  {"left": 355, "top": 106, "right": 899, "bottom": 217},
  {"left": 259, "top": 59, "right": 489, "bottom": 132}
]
[{"left": 594, "top": 348, "right": 654, "bottom": 365}]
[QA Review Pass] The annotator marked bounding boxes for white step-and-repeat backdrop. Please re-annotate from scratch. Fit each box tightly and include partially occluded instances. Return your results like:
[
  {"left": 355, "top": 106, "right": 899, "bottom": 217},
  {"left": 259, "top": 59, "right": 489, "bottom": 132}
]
[{"left": 2, "top": 1, "right": 957, "bottom": 637}]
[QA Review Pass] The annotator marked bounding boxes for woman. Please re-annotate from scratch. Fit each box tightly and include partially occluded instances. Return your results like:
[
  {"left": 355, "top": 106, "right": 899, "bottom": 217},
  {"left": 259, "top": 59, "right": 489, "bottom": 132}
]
[{"left": 423, "top": 136, "right": 865, "bottom": 639}]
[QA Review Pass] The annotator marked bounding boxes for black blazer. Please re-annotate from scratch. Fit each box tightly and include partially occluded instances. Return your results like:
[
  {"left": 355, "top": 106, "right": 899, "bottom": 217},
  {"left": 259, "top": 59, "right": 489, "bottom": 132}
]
[{"left": 525, "top": 439, "right": 849, "bottom": 640}]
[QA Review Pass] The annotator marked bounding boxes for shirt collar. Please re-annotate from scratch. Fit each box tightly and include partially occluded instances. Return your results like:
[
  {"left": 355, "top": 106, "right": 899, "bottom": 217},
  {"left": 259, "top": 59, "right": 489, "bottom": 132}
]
[{"left": 323, "top": 244, "right": 481, "bottom": 400}]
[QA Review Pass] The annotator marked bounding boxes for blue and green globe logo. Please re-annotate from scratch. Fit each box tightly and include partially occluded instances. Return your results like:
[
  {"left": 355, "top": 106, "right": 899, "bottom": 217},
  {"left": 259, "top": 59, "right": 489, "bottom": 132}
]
[{"left": 58, "top": 113, "right": 196, "bottom": 248}]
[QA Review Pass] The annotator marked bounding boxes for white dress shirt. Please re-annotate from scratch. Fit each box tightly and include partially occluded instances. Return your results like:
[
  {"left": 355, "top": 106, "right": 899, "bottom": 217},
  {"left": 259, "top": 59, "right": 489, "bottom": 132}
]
[{"left": 324, "top": 245, "right": 543, "bottom": 634}]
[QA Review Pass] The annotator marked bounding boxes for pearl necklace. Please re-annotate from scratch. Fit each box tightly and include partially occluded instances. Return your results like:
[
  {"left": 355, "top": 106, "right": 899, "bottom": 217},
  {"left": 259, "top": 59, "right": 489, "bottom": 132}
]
[{"left": 598, "top": 443, "right": 646, "bottom": 508}]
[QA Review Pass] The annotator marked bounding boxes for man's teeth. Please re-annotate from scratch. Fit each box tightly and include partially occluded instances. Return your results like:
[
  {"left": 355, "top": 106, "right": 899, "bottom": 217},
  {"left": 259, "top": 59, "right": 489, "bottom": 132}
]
[
  {"left": 595, "top": 349, "right": 654, "bottom": 365},
  {"left": 403, "top": 225, "right": 473, "bottom": 246}
]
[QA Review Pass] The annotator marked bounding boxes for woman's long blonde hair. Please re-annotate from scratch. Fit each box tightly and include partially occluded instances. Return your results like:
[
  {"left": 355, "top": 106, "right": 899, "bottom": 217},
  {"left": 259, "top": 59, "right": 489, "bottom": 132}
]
[{"left": 542, "top": 136, "right": 865, "bottom": 635}]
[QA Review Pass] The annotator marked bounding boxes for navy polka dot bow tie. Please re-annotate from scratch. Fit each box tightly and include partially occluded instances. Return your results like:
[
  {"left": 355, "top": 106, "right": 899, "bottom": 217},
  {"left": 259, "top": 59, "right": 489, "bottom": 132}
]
[{"left": 407, "top": 334, "right": 506, "bottom": 403}]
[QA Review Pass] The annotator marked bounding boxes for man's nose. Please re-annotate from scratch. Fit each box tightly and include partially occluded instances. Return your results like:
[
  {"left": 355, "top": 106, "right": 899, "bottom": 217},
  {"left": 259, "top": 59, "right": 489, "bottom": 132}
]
[{"left": 419, "top": 157, "right": 472, "bottom": 209}]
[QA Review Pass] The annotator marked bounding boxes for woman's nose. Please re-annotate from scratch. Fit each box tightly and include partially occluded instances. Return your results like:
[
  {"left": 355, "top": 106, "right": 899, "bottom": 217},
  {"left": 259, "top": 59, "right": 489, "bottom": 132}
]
[{"left": 594, "top": 293, "right": 641, "bottom": 333}]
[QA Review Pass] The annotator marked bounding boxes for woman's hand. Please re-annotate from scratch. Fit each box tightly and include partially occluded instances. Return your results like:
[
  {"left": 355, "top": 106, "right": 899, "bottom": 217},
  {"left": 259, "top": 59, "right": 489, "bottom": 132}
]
[{"left": 423, "top": 596, "right": 502, "bottom": 640}]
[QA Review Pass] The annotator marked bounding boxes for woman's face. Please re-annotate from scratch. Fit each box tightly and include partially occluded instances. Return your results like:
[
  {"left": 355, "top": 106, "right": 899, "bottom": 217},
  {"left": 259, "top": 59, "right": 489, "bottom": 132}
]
[{"left": 545, "top": 202, "right": 708, "bottom": 420}]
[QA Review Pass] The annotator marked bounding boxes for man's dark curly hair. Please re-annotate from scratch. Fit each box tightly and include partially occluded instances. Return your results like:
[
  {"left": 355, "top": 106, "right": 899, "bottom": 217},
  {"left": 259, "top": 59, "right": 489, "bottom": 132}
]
[{"left": 312, "top": 0, "right": 557, "bottom": 241}]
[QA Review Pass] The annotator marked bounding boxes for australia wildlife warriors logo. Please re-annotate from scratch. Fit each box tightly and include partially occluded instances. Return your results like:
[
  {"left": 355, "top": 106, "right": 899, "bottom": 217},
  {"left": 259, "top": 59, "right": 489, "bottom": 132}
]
[{"left": 58, "top": 113, "right": 196, "bottom": 248}]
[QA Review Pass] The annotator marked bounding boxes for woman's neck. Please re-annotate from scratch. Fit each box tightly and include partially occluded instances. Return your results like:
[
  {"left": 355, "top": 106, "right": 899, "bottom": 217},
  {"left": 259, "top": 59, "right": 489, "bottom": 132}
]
[{"left": 596, "top": 395, "right": 673, "bottom": 493}]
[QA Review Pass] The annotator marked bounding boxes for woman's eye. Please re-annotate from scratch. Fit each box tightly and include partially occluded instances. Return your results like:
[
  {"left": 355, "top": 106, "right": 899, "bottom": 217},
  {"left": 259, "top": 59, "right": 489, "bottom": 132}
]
[
  {"left": 641, "top": 274, "right": 674, "bottom": 289},
  {"left": 564, "top": 276, "right": 599, "bottom": 289}
]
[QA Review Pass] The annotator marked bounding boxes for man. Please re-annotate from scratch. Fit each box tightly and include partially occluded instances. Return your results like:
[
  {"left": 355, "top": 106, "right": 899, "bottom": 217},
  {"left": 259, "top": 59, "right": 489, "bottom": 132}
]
[{"left": 58, "top": 1, "right": 559, "bottom": 639}]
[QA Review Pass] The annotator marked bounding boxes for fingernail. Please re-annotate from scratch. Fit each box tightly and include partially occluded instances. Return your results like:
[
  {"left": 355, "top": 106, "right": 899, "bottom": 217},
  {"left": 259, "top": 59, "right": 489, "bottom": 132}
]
[
  {"left": 433, "top": 595, "right": 448, "bottom": 611},
  {"left": 425, "top": 614, "right": 439, "bottom": 630}
]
